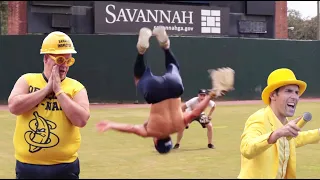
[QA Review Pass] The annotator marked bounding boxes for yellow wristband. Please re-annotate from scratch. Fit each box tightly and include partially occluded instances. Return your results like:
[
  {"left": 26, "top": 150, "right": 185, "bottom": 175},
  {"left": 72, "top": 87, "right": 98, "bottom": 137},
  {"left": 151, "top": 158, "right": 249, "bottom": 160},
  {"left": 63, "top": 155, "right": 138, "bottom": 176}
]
[{"left": 55, "top": 90, "right": 64, "bottom": 97}]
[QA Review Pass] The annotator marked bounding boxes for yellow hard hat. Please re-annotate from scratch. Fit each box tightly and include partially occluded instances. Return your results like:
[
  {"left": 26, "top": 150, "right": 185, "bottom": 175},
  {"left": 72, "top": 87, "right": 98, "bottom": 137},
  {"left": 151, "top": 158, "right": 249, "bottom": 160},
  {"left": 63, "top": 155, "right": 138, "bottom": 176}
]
[
  {"left": 261, "top": 68, "right": 307, "bottom": 105},
  {"left": 40, "top": 31, "right": 77, "bottom": 54}
]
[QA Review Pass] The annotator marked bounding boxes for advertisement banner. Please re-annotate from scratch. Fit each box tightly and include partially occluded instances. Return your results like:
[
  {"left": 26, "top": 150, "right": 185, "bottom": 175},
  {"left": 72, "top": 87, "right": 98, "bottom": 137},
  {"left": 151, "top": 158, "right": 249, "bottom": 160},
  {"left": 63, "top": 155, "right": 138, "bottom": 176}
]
[{"left": 94, "top": 1, "right": 230, "bottom": 36}]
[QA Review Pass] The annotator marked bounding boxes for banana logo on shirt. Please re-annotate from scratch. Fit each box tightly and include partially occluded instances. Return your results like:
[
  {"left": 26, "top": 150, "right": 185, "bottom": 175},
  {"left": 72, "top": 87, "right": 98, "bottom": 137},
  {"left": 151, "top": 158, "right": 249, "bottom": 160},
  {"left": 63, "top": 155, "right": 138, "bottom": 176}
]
[{"left": 24, "top": 111, "right": 60, "bottom": 153}]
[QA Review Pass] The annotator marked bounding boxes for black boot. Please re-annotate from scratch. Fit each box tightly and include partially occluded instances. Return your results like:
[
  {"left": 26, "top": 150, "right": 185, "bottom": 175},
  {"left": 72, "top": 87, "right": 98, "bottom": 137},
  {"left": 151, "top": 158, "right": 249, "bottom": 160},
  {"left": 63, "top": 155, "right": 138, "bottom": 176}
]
[
  {"left": 208, "top": 144, "right": 215, "bottom": 149},
  {"left": 173, "top": 143, "right": 180, "bottom": 149}
]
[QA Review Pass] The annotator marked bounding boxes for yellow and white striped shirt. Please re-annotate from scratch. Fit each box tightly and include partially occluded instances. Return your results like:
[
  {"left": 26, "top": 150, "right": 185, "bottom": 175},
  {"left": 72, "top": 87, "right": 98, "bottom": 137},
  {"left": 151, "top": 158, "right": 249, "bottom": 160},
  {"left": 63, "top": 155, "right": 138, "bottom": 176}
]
[{"left": 275, "top": 119, "right": 290, "bottom": 179}]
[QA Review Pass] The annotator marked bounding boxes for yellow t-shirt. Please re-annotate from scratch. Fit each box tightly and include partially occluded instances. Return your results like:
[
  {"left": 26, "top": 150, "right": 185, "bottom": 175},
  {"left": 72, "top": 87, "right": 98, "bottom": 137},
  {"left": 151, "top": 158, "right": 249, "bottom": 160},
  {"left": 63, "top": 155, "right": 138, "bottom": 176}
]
[{"left": 13, "top": 73, "right": 85, "bottom": 165}]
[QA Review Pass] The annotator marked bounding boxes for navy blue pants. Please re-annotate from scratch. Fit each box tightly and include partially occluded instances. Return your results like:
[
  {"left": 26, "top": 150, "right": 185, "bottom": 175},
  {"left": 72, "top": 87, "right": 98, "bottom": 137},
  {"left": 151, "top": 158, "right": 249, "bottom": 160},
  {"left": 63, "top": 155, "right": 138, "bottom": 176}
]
[
  {"left": 15, "top": 158, "right": 80, "bottom": 179},
  {"left": 134, "top": 49, "right": 184, "bottom": 104}
]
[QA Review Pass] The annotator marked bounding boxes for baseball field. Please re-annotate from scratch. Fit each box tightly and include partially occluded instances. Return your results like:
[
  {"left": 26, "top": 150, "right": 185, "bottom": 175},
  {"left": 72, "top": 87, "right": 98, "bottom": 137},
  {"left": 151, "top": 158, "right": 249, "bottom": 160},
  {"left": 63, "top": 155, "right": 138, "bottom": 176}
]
[{"left": 1, "top": 99, "right": 320, "bottom": 178}]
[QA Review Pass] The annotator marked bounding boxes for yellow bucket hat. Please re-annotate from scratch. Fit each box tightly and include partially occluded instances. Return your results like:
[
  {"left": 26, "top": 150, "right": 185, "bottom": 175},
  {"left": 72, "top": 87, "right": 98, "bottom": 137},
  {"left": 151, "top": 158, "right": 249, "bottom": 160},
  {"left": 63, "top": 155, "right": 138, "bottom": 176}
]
[{"left": 261, "top": 68, "right": 307, "bottom": 105}]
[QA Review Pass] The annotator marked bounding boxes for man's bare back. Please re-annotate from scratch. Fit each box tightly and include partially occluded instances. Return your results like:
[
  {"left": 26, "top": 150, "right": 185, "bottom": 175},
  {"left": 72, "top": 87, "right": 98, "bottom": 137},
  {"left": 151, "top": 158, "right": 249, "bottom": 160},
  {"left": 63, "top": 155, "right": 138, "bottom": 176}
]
[{"left": 146, "top": 98, "right": 185, "bottom": 138}]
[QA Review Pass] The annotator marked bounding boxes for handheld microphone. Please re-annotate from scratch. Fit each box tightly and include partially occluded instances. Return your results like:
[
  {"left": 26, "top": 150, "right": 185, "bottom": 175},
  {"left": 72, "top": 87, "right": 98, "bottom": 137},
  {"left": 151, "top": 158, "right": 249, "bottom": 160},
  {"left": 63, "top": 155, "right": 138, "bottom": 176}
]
[{"left": 287, "top": 112, "right": 312, "bottom": 140}]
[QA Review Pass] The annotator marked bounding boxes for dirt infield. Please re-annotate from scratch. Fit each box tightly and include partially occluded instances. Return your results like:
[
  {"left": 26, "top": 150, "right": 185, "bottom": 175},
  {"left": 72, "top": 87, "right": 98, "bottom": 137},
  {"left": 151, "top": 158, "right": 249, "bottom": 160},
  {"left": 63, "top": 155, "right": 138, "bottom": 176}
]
[{"left": 1, "top": 98, "right": 320, "bottom": 110}]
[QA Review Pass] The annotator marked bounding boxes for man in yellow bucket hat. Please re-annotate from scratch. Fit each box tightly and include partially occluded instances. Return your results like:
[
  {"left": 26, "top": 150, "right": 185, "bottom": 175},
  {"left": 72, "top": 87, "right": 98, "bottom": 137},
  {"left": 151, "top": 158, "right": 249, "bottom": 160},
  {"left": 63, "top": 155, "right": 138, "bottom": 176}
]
[
  {"left": 238, "top": 68, "right": 320, "bottom": 179},
  {"left": 8, "top": 31, "right": 90, "bottom": 179}
]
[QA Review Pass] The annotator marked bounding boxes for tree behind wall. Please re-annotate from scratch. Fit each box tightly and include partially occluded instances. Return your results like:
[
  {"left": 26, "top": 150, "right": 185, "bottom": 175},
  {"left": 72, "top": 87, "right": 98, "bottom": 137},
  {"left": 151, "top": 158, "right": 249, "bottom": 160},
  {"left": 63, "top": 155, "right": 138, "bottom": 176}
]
[
  {"left": 287, "top": 9, "right": 317, "bottom": 40},
  {"left": 0, "top": 1, "right": 8, "bottom": 35}
]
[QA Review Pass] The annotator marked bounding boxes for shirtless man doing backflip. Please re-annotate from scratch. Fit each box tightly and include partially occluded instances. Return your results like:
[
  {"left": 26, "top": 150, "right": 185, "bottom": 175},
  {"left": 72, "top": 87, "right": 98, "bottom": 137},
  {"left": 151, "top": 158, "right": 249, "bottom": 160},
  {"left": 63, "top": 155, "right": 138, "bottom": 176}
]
[{"left": 96, "top": 26, "right": 234, "bottom": 154}]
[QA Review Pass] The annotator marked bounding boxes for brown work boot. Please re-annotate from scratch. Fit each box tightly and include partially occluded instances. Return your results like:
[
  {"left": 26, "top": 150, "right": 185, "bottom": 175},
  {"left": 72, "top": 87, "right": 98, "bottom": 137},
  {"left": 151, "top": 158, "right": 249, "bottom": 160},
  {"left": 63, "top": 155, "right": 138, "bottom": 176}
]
[
  {"left": 152, "top": 26, "right": 170, "bottom": 49},
  {"left": 136, "top": 27, "right": 152, "bottom": 54}
]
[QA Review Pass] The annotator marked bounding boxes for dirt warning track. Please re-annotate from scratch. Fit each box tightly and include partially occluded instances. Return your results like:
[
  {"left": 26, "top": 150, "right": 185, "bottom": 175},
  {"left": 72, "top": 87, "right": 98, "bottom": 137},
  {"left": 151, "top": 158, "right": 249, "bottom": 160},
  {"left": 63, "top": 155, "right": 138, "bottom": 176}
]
[{"left": 1, "top": 98, "right": 320, "bottom": 110}]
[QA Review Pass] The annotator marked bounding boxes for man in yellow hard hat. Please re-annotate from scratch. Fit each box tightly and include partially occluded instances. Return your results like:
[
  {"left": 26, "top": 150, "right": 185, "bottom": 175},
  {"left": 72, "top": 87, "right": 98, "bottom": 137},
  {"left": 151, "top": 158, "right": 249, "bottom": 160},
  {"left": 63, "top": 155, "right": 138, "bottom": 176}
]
[
  {"left": 8, "top": 31, "right": 90, "bottom": 179},
  {"left": 238, "top": 68, "right": 320, "bottom": 179}
]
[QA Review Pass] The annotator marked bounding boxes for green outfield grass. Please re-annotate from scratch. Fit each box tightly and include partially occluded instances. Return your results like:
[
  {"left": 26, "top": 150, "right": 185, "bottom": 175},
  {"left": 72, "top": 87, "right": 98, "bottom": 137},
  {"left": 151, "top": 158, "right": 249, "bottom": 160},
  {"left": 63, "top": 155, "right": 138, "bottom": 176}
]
[{"left": 1, "top": 102, "right": 320, "bottom": 178}]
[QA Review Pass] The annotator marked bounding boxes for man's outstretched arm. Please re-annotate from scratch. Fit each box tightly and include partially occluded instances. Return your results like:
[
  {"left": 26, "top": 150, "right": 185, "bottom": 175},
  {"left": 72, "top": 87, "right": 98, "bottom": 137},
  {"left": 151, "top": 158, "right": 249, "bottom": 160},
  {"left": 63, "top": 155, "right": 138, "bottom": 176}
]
[
  {"left": 183, "top": 95, "right": 213, "bottom": 124},
  {"left": 96, "top": 120, "right": 149, "bottom": 138}
]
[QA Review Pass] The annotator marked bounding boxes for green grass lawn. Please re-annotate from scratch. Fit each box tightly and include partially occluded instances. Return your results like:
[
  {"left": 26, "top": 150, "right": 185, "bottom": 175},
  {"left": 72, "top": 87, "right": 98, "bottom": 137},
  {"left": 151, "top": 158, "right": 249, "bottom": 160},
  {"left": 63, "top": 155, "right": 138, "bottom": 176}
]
[{"left": 1, "top": 102, "right": 320, "bottom": 178}]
